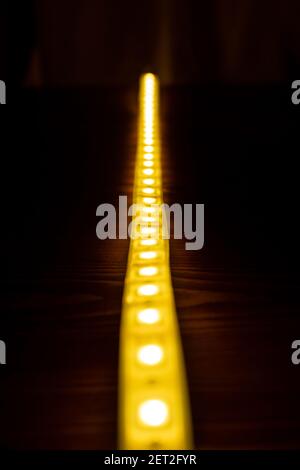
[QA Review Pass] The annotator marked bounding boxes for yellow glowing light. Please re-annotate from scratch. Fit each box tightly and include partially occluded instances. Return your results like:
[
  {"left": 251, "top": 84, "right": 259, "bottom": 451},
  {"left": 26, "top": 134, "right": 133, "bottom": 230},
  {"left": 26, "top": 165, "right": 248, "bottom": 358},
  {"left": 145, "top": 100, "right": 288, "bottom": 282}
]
[
  {"left": 137, "top": 344, "right": 163, "bottom": 366},
  {"left": 141, "top": 205, "right": 157, "bottom": 213},
  {"left": 138, "top": 266, "right": 158, "bottom": 276},
  {"left": 119, "top": 73, "right": 193, "bottom": 450},
  {"left": 143, "top": 197, "right": 156, "bottom": 204},
  {"left": 140, "top": 216, "right": 156, "bottom": 223},
  {"left": 140, "top": 226, "right": 157, "bottom": 236},
  {"left": 142, "top": 187, "right": 155, "bottom": 195},
  {"left": 138, "top": 284, "right": 159, "bottom": 296},
  {"left": 138, "top": 251, "right": 157, "bottom": 260},
  {"left": 137, "top": 308, "right": 160, "bottom": 324},
  {"left": 142, "top": 178, "right": 155, "bottom": 185},
  {"left": 143, "top": 168, "right": 154, "bottom": 175},
  {"left": 139, "top": 400, "right": 169, "bottom": 427},
  {"left": 140, "top": 239, "right": 158, "bottom": 246}
]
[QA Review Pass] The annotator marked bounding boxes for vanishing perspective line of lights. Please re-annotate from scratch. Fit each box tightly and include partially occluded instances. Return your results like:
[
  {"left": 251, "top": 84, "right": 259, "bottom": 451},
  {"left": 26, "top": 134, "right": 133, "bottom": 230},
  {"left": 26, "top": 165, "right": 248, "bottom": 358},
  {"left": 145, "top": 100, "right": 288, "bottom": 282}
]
[{"left": 118, "top": 73, "right": 193, "bottom": 450}]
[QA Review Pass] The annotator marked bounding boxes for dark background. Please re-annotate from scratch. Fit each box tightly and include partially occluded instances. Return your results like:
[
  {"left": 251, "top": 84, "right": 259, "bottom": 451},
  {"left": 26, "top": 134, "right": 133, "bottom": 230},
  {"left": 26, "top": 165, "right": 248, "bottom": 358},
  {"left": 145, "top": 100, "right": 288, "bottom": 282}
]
[
  {"left": 1, "top": 0, "right": 300, "bottom": 86},
  {"left": 1, "top": 0, "right": 300, "bottom": 450}
]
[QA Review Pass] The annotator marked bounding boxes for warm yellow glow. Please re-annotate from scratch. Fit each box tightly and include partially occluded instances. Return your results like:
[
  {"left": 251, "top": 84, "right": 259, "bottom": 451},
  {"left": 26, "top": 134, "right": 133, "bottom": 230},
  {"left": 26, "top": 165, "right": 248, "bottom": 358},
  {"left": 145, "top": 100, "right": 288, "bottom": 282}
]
[
  {"left": 143, "top": 197, "right": 156, "bottom": 204},
  {"left": 144, "top": 146, "right": 154, "bottom": 153},
  {"left": 140, "top": 226, "right": 157, "bottom": 236},
  {"left": 138, "top": 284, "right": 159, "bottom": 296},
  {"left": 142, "top": 187, "right": 155, "bottom": 195},
  {"left": 142, "top": 178, "right": 155, "bottom": 185},
  {"left": 138, "top": 251, "right": 157, "bottom": 260},
  {"left": 137, "top": 344, "right": 163, "bottom": 366},
  {"left": 119, "top": 73, "right": 193, "bottom": 450},
  {"left": 140, "top": 239, "right": 158, "bottom": 246},
  {"left": 140, "top": 216, "right": 156, "bottom": 224},
  {"left": 139, "top": 400, "right": 169, "bottom": 427},
  {"left": 138, "top": 266, "right": 158, "bottom": 276},
  {"left": 143, "top": 168, "right": 154, "bottom": 175},
  {"left": 144, "top": 160, "right": 154, "bottom": 167},
  {"left": 141, "top": 205, "right": 157, "bottom": 213},
  {"left": 137, "top": 307, "right": 160, "bottom": 324}
]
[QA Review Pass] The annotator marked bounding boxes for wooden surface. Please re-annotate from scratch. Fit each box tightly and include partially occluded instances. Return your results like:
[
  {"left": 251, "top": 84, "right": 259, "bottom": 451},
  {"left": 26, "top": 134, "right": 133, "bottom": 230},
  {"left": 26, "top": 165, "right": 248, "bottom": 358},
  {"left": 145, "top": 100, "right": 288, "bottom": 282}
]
[{"left": 0, "top": 86, "right": 300, "bottom": 449}]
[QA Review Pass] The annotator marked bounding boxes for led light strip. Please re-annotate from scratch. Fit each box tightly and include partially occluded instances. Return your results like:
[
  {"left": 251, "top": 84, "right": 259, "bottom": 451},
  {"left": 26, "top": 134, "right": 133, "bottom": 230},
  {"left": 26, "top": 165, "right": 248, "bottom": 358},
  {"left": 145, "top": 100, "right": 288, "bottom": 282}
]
[{"left": 118, "top": 74, "right": 193, "bottom": 450}]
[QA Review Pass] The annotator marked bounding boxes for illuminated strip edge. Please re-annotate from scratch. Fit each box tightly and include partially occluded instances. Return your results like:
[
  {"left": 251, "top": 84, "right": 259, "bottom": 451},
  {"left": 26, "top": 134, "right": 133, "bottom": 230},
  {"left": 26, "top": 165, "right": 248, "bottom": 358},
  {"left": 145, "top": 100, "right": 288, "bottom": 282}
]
[{"left": 118, "top": 73, "right": 193, "bottom": 450}]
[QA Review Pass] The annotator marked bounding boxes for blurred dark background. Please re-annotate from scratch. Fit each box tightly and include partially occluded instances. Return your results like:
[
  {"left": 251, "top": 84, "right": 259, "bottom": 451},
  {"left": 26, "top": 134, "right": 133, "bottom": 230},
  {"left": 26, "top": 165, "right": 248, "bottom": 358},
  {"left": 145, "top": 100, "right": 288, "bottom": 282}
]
[
  {"left": 1, "top": 0, "right": 300, "bottom": 87},
  {"left": 1, "top": 0, "right": 300, "bottom": 451}
]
